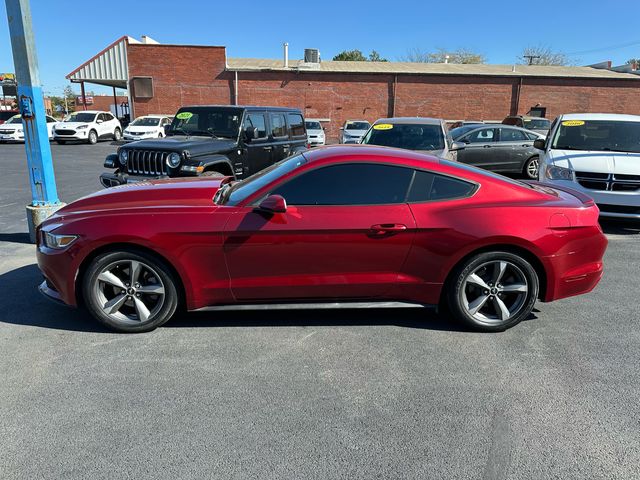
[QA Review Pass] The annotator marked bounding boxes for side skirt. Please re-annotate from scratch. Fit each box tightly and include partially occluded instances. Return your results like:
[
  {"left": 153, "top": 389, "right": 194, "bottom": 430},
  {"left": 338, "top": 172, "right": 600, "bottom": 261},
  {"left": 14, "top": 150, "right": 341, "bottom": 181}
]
[{"left": 191, "top": 301, "right": 432, "bottom": 312}]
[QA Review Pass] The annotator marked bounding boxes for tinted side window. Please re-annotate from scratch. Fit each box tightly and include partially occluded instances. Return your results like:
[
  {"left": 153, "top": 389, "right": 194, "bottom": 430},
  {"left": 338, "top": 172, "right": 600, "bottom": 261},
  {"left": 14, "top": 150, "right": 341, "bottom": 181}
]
[
  {"left": 104, "top": 113, "right": 114, "bottom": 121},
  {"left": 464, "top": 128, "right": 496, "bottom": 143},
  {"left": 270, "top": 113, "right": 287, "bottom": 137},
  {"left": 271, "top": 163, "right": 413, "bottom": 205},
  {"left": 500, "top": 128, "right": 527, "bottom": 142},
  {"left": 287, "top": 113, "right": 305, "bottom": 137},
  {"left": 408, "top": 170, "right": 475, "bottom": 202},
  {"left": 244, "top": 113, "right": 267, "bottom": 138}
]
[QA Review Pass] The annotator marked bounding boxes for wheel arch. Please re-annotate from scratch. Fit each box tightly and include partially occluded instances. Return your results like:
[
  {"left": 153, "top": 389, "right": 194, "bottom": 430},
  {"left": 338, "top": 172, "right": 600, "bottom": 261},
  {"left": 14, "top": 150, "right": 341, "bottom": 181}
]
[
  {"left": 438, "top": 243, "right": 548, "bottom": 309},
  {"left": 199, "top": 155, "right": 235, "bottom": 177},
  {"left": 75, "top": 242, "right": 188, "bottom": 310}
]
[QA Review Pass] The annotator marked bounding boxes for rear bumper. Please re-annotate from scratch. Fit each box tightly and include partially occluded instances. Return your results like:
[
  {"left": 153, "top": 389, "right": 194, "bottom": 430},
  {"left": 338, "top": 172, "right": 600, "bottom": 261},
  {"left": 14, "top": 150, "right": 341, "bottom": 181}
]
[{"left": 542, "top": 227, "right": 608, "bottom": 302}]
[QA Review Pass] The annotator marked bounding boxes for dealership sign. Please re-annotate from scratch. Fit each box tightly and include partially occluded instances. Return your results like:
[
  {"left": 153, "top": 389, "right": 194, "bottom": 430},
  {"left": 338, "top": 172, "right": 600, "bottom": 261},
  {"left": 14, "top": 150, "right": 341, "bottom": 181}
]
[
  {"left": 0, "top": 73, "right": 16, "bottom": 84},
  {"left": 76, "top": 95, "right": 94, "bottom": 105}
]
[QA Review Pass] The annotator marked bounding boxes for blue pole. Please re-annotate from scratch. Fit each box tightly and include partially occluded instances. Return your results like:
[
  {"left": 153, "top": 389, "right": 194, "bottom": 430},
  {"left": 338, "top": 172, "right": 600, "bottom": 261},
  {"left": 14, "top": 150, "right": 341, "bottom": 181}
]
[{"left": 5, "top": 0, "right": 63, "bottom": 240}]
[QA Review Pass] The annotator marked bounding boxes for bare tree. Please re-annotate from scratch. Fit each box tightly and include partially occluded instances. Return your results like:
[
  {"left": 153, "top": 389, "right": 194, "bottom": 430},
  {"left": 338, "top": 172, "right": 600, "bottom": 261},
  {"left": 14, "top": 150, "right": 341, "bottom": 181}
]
[
  {"left": 519, "top": 46, "right": 574, "bottom": 66},
  {"left": 401, "top": 47, "right": 486, "bottom": 64}
]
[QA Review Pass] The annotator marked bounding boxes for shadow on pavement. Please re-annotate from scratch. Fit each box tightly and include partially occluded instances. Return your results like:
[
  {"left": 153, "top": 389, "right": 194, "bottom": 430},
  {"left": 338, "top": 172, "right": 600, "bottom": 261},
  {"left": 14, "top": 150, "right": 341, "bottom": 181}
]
[
  {"left": 1, "top": 263, "right": 534, "bottom": 334},
  {"left": 600, "top": 219, "right": 640, "bottom": 235},
  {"left": 0, "top": 233, "right": 32, "bottom": 245}
]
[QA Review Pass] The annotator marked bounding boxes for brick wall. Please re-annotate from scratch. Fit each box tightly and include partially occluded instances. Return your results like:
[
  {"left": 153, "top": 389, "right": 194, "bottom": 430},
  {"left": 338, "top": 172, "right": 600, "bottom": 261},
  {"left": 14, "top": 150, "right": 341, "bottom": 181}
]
[
  {"left": 126, "top": 44, "right": 640, "bottom": 140},
  {"left": 127, "top": 44, "right": 230, "bottom": 118},
  {"left": 73, "top": 95, "right": 128, "bottom": 114}
]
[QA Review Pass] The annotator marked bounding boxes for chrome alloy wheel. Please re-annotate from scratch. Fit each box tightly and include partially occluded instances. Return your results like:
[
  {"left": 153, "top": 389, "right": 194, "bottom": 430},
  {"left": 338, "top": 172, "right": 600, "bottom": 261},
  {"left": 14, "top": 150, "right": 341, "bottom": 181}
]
[
  {"left": 461, "top": 260, "right": 528, "bottom": 325},
  {"left": 526, "top": 158, "right": 539, "bottom": 179},
  {"left": 94, "top": 259, "right": 166, "bottom": 325}
]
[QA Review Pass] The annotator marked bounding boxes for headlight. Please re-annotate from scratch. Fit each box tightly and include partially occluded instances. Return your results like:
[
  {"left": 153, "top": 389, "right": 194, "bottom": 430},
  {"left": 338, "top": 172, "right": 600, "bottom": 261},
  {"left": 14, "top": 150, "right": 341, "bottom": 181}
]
[
  {"left": 167, "top": 152, "right": 181, "bottom": 168},
  {"left": 43, "top": 231, "right": 78, "bottom": 249},
  {"left": 17, "top": 128, "right": 23, "bottom": 133},
  {"left": 77, "top": 124, "right": 88, "bottom": 130},
  {"left": 118, "top": 150, "right": 128, "bottom": 165},
  {"left": 545, "top": 165, "right": 574, "bottom": 181}
]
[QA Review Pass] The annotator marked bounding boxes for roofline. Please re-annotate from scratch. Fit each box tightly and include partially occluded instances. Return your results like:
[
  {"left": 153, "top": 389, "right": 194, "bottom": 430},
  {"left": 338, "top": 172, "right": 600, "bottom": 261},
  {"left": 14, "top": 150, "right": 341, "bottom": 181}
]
[
  {"left": 226, "top": 65, "right": 640, "bottom": 81},
  {"left": 66, "top": 35, "right": 130, "bottom": 79},
  {"left": 128, "top": 43, "right": 227, "bottom": 49},
  {"left": 177, "top": 104, "right": 302, "bottom": 111}
]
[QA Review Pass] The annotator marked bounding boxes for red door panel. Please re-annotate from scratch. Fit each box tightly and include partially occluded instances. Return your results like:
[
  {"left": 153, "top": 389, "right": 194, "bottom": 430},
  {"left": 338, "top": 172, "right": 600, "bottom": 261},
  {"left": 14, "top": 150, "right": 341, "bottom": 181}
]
[{"left": 223, "top": 204, "right": 416, "bottom": 301}]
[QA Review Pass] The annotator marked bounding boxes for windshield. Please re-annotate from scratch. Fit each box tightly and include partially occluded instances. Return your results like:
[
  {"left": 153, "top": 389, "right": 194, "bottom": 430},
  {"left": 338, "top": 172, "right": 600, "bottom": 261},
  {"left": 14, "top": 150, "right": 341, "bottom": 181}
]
[
  {"left": 524, "top": 118, "right": 551, "bottom": 130},
  {"left": 346, "top": 121, "right": 370, "bottom": 131},
  {"left": 7, "top": 115, "right": 22, "bottom": 124},
  {"left": 225, "top": 154, "right": 308, "bottom": 205},
  {"left": 305, "top": 121, "right": 322, "bottom": 130},
  {"left": 65, "top": 112, "right": 97, "bottom": 123},
  {"left": 551, "top": 120, "right": 640, "bottom": 153},
  {"left": 130, "top": 117, "right": 161, "bottom": 127},
  {"left": 170, "top": 107, "right": 242, "bottom": 138},
  {"left": 362, "top": 123, "right": 445, "bottom": 151}
]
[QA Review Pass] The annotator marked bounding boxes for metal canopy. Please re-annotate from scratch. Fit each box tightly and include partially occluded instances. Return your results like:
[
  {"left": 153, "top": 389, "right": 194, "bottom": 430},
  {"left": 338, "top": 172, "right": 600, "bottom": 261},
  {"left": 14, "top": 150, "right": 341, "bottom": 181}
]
[{"left": 66, "top": 36, "right": 139, "bottom": 88}]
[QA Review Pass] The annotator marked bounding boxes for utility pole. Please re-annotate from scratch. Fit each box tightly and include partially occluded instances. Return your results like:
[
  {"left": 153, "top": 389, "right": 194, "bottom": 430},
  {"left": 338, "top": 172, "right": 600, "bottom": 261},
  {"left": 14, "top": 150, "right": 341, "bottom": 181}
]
[
  {"left": 523, "top": 55, "right": 541, "bottom": 66},
  {"left": 5, "top": 0, "right": 64, "bottom": 242}
]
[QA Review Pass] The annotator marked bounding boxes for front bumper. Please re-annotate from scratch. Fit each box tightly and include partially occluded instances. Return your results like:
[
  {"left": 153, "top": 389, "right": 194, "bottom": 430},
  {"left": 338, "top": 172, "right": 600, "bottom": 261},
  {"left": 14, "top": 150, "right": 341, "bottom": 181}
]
[
  {"left": 0, "top": 131, "right": 24, "bottom": 141},
  {"left": 124, "top": 133, "right": 157, "bottom": 141},
  {"left": 100, "top": 171, "right": 168, "bottom": 188},
  {"left": 542, "top": 179, "right": 640, "bottom": 219},
  {"left": 54, "top": 130, "right": 88, "bottom": 141},
  {"left": 38, "top": 279, "right": 69, "bottom": 306}
]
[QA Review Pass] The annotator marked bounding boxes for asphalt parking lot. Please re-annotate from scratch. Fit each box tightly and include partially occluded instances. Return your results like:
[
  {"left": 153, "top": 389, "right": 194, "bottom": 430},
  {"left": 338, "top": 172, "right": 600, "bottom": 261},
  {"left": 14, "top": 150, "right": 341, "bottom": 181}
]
[{"left": 1, "top": 142, "right": 640, "bottom": 479}]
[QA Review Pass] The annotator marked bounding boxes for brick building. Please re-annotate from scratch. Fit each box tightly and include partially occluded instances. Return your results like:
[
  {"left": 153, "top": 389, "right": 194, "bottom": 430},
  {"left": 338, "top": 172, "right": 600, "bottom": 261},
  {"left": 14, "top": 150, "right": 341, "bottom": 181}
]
[{"left": 67, "top": 36, "right": 640, "bottom": 140}]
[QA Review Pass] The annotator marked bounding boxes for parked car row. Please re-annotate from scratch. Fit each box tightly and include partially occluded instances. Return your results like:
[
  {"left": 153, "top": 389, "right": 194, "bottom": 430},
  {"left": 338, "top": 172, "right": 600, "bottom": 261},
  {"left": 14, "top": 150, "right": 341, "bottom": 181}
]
[{"left": 0, "top": 113, "right": 58, "bottom": 142}]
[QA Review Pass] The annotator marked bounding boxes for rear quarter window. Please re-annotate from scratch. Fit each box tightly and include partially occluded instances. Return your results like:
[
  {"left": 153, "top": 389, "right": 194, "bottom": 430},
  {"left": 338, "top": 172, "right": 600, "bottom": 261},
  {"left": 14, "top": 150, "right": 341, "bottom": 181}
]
[
  {"left": 287, "top": 113, "right": 305, "bottom": 137},
  {"left": 408, "top": 170, "right": 476, "bottom": 202}
]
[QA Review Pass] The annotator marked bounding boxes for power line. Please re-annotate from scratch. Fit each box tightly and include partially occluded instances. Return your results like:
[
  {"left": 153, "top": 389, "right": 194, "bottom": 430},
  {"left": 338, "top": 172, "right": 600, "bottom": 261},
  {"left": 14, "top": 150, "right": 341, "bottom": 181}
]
[{"left": 566, "top": 40, "right": 640, "bottom": 56}]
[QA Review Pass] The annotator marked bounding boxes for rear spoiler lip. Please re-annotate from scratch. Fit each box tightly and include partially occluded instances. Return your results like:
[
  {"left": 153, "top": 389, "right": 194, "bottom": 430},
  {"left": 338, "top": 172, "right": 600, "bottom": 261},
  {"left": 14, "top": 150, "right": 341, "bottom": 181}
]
[{"left": 524, "top": 180, "right": 595, "bottom": 206}]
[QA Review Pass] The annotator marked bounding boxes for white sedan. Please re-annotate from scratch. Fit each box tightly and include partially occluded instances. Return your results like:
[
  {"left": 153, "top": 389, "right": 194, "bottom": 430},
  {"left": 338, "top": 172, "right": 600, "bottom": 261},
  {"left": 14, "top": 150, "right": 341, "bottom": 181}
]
[
  {"left": 0, "top": 114, "right": 58, "bottom": 142},
  {"left": 123, "top": 115, "right": 173, "bottom": 141}
]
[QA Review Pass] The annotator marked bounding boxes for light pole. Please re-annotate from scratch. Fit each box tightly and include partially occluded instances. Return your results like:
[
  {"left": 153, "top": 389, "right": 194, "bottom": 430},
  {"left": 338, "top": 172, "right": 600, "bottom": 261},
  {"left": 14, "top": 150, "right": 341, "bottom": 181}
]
[{"left": 5, "top": 0, "right": 64, "bottom": 242}]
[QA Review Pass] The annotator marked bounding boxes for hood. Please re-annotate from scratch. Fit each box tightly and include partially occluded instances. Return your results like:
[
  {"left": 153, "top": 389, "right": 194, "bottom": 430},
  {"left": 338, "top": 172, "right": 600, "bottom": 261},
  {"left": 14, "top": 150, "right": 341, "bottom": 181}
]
[
  {"left": 344, "top": 130, "right": 368, "bottom": 137},
  {"left": 56, "top": 122, "right": 91, "bottom": 129},
  {"left": 548, "top": 149, "right": 640, "bottom": 175},
  {"left": 125, "top": 125, "right": 160, "bottom": 132},
  {"left": 0, "top": 124, "right": 20, "bottom": 131},
  {"left": 121, "top": 136, "right": 238, "bottom": 155},
  {"left": 307, "top": 129, "right": 324, "bottom": 135},
  {"left": 49, "top": 177, "right": 227, "bottom": 221}
]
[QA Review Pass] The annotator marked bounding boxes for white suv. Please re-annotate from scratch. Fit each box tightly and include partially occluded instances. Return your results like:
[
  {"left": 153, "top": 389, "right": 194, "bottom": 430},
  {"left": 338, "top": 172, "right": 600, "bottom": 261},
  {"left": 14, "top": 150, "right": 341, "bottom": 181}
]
[
  {"left": 123, "top": 115, "right": 173, "bottom": 140},
  {"left": 538, "top": 113, "right": 640, "bottom": 219},
  {"left": 53, "top": 110, "right": 122, "bottom": 145}
]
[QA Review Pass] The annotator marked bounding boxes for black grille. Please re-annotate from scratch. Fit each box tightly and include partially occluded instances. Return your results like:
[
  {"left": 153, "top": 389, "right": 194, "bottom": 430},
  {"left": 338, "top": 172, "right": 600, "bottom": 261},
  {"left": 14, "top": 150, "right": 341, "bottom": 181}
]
[
  {"left": 575, "top": 171, "right": 640, "bottom": 192},
  {"left": 125, "top": 150, "right": 169, "bottom": 176},
  {"left": 598, "top": 204, "right": 640, "bottom": 214},
  {"left": 55, "top": 129, "right": 76, "bottom": 135}
]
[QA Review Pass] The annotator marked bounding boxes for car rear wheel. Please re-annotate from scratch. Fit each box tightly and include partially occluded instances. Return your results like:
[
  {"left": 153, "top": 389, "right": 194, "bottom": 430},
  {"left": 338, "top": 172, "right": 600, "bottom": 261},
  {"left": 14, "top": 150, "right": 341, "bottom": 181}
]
[
  {"left": 113, "top": 128, "right": 122, "bottom": 141},
  {"left": 447, "top": 251, "right": 539, "bottom": 331},
  {"left": 82, "top": 250, "right": 179, "bottom": 333},
  {"left": 88, "top": 130, "right": 98, "bottom": 145},
  {"left": 523, "top": 156, "right": 539, "bottom": 180}
]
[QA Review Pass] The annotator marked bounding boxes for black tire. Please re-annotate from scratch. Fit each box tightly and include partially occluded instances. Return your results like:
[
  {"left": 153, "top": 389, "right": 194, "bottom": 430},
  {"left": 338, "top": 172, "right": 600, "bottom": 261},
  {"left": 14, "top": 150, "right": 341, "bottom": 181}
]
[
  {"left": 88, "top": 130, "right": 98, "bottom": 145},
  {"left": 446, "top": 251, "right": 539, "bottom": 332},
  {"left": 82, "top": 249, "right": 179, "bottom": 333},
  {"left": 158, "top": 133, "right": 163, "bottom": 138},
  {"left": 56, "top": 140, "right": 66, "bottom": 145},
  {"left": 523, "top": 156, "right": 539, "bottom": 180},
  {"left": 113, "top": 128, "right": 122, "bottom": 141},
  {"left": 200, "top": 170, "right": 224, "bottom": 178}
]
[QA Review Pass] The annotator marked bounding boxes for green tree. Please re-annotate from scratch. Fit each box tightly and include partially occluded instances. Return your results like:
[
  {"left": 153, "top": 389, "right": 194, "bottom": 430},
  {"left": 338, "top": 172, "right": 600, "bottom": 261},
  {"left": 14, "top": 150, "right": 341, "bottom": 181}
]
[
  {"left": 401, "top": 47, "right": 485, "bottom": 64},
  {"left": 333, "top": 49, "right": 388, "bottom": 62}
]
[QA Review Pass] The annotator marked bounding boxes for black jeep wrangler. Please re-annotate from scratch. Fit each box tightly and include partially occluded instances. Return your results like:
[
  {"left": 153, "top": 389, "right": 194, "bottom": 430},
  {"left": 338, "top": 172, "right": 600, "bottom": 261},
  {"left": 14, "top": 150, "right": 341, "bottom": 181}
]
[{"left": 100, "top": 105, "right": 308, "bottom": 187}]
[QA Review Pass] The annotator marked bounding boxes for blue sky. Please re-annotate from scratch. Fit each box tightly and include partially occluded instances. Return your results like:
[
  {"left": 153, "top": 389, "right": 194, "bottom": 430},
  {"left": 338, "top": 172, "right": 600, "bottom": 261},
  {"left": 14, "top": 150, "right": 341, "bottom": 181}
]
[{"left": 2, "top": 0, "right": 640, "bottom": 96}]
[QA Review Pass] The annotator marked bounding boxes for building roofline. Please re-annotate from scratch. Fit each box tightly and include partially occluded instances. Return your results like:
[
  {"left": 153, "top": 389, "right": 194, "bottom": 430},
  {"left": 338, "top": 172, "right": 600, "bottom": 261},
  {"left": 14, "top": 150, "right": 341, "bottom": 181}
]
[{"left": 66, "top": 35, "right": 131, "bottom": 79}]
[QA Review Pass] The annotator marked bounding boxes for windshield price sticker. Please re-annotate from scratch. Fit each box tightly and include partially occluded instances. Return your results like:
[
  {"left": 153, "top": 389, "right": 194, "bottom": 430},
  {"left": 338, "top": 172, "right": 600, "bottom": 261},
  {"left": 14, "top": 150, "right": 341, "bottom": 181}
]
[
  {"left": 562, "top": 120, "right": 585, "bottom": 127},
  {"left": 176, "top": 112, "right": 193, "bottom": 120},
  {"left": 373, "top": 123, "right": 393, "bottom": 130}
]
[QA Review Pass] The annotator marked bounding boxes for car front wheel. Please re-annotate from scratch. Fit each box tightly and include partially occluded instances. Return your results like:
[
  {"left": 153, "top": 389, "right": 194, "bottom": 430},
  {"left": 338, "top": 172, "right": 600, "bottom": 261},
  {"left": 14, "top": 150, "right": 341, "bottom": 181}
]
[
  {"left": 447, "top": 251, "right": 539, "bottom": 331},
  {"left": 113, "top": 128, "right": 122, "bottom": 141},
  {"left": 88, "top": 130, "right": 98, "bottom": 144},
  {"left": 82, "top": 250, "right": 179, "bottom": 332}
]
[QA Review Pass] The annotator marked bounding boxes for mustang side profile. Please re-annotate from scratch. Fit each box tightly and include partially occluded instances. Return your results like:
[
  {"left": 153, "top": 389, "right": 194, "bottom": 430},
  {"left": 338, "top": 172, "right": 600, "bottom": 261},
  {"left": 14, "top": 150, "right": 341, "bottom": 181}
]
[{"left": 37, "top": 146, "right": 607, "bottom": 333}]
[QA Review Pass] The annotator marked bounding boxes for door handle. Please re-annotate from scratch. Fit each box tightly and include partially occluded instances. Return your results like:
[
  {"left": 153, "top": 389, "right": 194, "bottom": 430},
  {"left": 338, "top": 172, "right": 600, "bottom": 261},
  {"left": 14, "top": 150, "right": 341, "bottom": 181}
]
[
  {"left": 263, "top": 146, "right": 272, "bottom": 151},
  {"left": 369, "top": 223, "right": 407, "bottom": 235},
  {"left": 483, "top": 145, "right": 492, "bottom": 148}
]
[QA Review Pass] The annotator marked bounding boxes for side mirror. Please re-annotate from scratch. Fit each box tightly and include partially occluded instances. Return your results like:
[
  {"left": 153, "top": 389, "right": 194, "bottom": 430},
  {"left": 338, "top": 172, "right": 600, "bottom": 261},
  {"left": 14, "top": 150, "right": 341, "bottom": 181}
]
[
  {"left": 244, "top": 126, "right": 258, "bottom": 141},
  {"left": 164, "top": 124, "right": 171, "bottom": 135},
  {"left": 450, "top": 141, "right": 466, "bottom": 151},
  {"left": 257, "top": 194, "right": 287, "bottom": 214},
  {"left": 96, "top": 119, "right": 104, "bottom": 124},
  {"left": 533, "top": 138, "right": 546, "bottom": 150},
  {"left": 340, "top": 127, "right": 344, "bottom": 130}
]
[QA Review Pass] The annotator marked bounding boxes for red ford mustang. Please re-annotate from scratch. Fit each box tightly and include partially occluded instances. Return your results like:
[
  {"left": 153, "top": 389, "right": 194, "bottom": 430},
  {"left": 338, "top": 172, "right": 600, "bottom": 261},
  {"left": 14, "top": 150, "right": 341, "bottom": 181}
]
[{"left": 37, "top": 146, "right": 607, "bottom": 333}]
